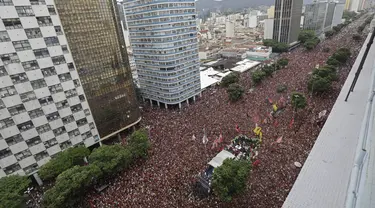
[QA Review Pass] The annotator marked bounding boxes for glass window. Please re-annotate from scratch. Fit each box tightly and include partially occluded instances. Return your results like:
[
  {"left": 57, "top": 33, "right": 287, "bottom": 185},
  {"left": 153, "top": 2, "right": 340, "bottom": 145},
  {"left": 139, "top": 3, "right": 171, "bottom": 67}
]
[
  {"left": 22, "top": 60, "right": 40, "bottom": 71},
  {"left": 58, "top": 72, "right": 71, "bottom": 82},
  {"left": 15, "top": 149, "right": 32, "bottom": 161},
  {"left": 76, "top": 118, "right": 87, "bottom": 127},
  {"left": 46, "top": 111, "right": 60, "bottom": 122},
  {"left": 81, "top": 131, "right": 92, "bottom": 140},
  {"left": 15, "top": 6, "right": 34, "bottom": 17},
  {"left": 84, "top": 109, "right": 90, "bottom": 116},
  {"left": 47, "top": 5, "right": 56, "bottom": 15},
  {"left": 62, "top": 45, "right": 69, "bottom": 54},
  {"left": 64, "top": 89, "right": 77, "bottom": 98},
  {"left": 0, "top": 118, "right": 15, "bottom": 130},
  {"left": 36, "top": 16, "right": 53, "bottom": 27},
  {"left": 30, "top": 0, "right": 46, "bottom": 5},
  {"left": 43, "top": 138, "right": 57, "bottom": 148},
  {"left": 0, "top": 86, "right": 17, "bottom": 98},
  {"left": 33, "top": 48, "right": 49, "bottom": 58},
  {"left": 62, "top": 115, "right": 74, "bottom": 125},
  {"left": 41, "top": 66, "right": 56, "bottom": 77},
  {"left": 30, "top": 79, "right": 47, "bottom": 90},
  {"left": 70, "top": 104, "right": 82, "bottom": 113},
  {"left": 13, "top": 40, "right": 31, "bottom": 51},
  {"left": 59, "top": 140, "right": 72, "bottom": 150},
  {"left": 0, "top": 66, "right": 7, "bottom": 77},
  {"left": 10, "top": 73, "right": 28, "bottom": 84},
  {"left": 24, "top": 163, "right": 38, "bottom": 174},
  {"left": 17, "top": 121, "right": 34, "bottom": 132},
  {"left": 26, "top": 136, "right": 42, "bottom": 147},
  {"left": 53, "top": 126, "right": 66, "bottom": 136},
  {"left": 34, "top": 151, "right": 49, "bottom": 161},
  {"left": 67, "top": 63, "right": 75, "bottom": 71},
  {"left": 25, "top": 28, "right": 43, "bottom": 39},
  {"left": 38, "top": 96, "right": 53, "bottom": 106},
  {"left": 0, "top": 148, "right": 13, "bottom": 160},
  {"left": 48, "top": 83, "right": 63, "bottom": 94},
  {"left": 68, "top": 129, "right": 80, "bottom": 138},
  {"left": 28, "top": 108, "right": 44, "bottom": 119},
  {"left": 0, "top": 0, "right": 13, "bottom": 6},
  {"left": 1, "top": 53, "right": 19, "bottom": 64},
  {"left": 73, "top": 79, "right": 81, "bottom": 87},
  {"left": 56, "top": 100, "right": 69, "bottom": 110},
  {"left": 52, "top": 55, "right": 66, "bottom": 65},
  {"left": 3, "top": 163, "right": 21, "bottom": 175},
  {"left": 5, "top": 134, "right": 23, "bottom": 146},
  {"left": 20, "top": 91, "right": 37, "bottom": 102},
  {"left": 44, "top": 37, "right": 59, "bottom": 47},
  {"left": 54, "top": 26, "right": 63, "bottom": 35},
  {"left": 7, "top": 104, "right": 26, "bottom": 116},
  {"left": 0, "top": 99, "right": 5, "bottom": 109},
  {"left": 36, "top": 123, "right": 51, "bottom": 134},
  {"left": 2, "top": 18, "right": 22, "bottom": 30},
  {"left": 0, "top": 31, "right": 11, "bottom": 42}
]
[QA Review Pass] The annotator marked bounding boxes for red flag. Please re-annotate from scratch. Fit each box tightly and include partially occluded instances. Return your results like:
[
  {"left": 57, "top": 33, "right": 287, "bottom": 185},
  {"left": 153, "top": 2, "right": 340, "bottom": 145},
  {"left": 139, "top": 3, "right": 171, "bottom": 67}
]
[
  {"left": 268, "top": 98, "right": 273, "bottom": 104},
  {"left": 289, "top": 118, "right": 294, "bottom": 129},
  {"left": 218, "top": 133, "right": 223, "bottom": 143},
  {"left": 253, "top": 159, "right": 261, "bottom": 167},
  {"left": 235, "top": 124, "right": 241, "bottom": 133}
]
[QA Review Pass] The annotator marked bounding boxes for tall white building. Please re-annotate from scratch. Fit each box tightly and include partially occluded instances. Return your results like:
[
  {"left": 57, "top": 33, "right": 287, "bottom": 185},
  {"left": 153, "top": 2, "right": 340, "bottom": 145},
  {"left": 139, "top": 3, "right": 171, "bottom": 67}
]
[
  {"left": 264, "top": 19, "right": 274, "bottom": 39},
  {"left": 0, "top": 1, "right": 99, "bottom": 178},
  {"left": 123, "top": 0, "right": 201, "bottom": 108},
  {"left": 226, "top": 21, "right": 235, "bottom": 38}
]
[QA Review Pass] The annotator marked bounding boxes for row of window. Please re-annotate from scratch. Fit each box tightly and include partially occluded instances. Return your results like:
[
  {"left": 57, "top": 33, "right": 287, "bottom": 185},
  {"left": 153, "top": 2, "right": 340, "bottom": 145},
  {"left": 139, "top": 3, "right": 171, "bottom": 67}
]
[{"left": 2, "top": 16, "right": 55, "bottom": 30}]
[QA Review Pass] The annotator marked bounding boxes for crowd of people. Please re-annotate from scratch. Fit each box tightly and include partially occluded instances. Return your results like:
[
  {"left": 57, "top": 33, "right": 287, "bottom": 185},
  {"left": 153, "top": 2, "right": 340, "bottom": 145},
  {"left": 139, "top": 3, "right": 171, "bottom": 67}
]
[{"left": 83, "top": 16, "right": 368, "bottom": 208}]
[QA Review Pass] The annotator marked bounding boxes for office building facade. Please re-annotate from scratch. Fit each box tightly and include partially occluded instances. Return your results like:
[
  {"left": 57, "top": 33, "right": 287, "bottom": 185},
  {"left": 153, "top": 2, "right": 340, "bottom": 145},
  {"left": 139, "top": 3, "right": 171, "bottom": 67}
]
[
  {"left": 123, "top": 0, "right": 201, "bottom": 108},
  {"left": 54, "top": 0, "right": 141, "bottom": 139},
  {"left": 304, "top": 2, "right": 343, "bottom": 35},
  {"left": 0, "top": 0, "right": 99, "bottom": 178},
  {"left": 273, "top": 0, "right": 303, "bottom": 44}
]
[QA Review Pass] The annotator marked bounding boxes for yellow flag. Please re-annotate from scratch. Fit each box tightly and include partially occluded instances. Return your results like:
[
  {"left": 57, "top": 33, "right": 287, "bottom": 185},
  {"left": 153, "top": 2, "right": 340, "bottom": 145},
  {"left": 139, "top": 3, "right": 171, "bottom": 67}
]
[{"left": 273, "top": 104, "right": 278, "bottom": 112}]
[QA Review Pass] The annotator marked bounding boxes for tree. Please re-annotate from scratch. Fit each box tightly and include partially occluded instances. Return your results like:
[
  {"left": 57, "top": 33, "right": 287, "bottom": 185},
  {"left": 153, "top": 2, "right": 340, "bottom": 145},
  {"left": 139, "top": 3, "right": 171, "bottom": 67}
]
[
  {"left": 89, "top": 145, "right": 132, "bottom": 175},
  {"left": 212, "top": 159, "right": 251, "bottom": 202},
  {"left": 308, "top": 75, "right": 332, "bottom": 93},
  {"left": 325, "top": 30, "right": 335, "bottom": 38},
  {"left": 262, "top": 65, "right": 274, "bottom": 76},
  {"left": 332, "top": 49, "right": 351, "bottom": 63},
  {"left": 326, "top": 57, "right": 341, "bottom": 66},
  {"left": 277, "top": 58, "right": 289, "bottom": 68},
  {"left": 304, "top": 40, "right": 316, "bottom": 50},
  {"left": 332, "top": 26, "right": 341, "bottom": 33},
  {"left": 263, "top": 39, "right": 277, "bottom": 47},
  {"left": 43, "top": 165, "right": 102, "bottom": 208},
  {"left": 220, "top": 72, "right": 239, "bottom": 87},
  {"left": 312, "top": 67, "right": 338, "bottom": 81},
  {"left": 298, "top": 30, "right": 315, "bottom": 43},
  {"left": 291, "top": 92, "right": 307, "bottom": 112},
  {"left": 273, "top": 42, "right": 288, "bottom": 53},
  {"left": 227, "top": 84, "right": 245, "bottom": 102},
  {"left": 251, "top": 70, "right": 266, "bottom": 85},
  {"left": 128, "top": 129, "right": 151, "bottom": 159},
  {"left": 39, "top": 146, "right": 90, "bottom": 181},
  {"left": 0, "top": 175, "right": 31, "bottom": 208}
]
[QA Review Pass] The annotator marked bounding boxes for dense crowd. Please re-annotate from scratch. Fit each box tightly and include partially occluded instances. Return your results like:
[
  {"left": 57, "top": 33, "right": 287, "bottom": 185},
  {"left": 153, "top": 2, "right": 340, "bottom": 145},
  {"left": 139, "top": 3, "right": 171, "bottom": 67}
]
[{"left": 84, "top": 17, "right": 368, "bottom": 208}]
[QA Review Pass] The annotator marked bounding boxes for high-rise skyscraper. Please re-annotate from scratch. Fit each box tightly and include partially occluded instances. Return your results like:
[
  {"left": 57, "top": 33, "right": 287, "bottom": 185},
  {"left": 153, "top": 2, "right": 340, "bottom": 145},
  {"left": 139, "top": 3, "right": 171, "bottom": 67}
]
[
  {"left": 0, "top": 0, "right": 100, "bottom": 178},
  {"left": 273, "top": 0, "right": 303, "bottom": 44},
  {"left": 54, "top": 0, "right": 141, "bottom": 139},
  {"left": 123, "top": 0, "right": 201, "bottom": 108}
]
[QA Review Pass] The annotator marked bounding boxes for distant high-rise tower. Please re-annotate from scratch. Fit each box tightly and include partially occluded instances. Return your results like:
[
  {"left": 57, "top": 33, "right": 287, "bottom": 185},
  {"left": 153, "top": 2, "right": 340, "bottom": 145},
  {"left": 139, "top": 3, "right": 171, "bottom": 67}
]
[
  {"left": 273, "top": 0, "right": 303, "bottom": 44},
  {"left": 0, "top": 0, "right": 100, "bottom": 178},
  {"left": 54, "top": 0, "right": 141, "bottom": 139},
  {"left": 123, "top": 0, "right": 201, "bottom": 108}
]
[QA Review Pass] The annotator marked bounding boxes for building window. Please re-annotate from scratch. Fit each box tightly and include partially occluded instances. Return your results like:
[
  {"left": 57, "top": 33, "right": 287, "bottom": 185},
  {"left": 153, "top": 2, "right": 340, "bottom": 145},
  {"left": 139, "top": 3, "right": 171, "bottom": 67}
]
[
  {"left": 53, "top": 126, "right": 66, "bottom": 136},
  {"left": 67, "top": 63, "right": 74, "bottom": 71},
  {"left": 65, "top": 89, "right": 77, "bottom": 98},
  {"left": 76, "top": 118, "right": 87, "bottom": 127},
  {"left": 4, "top": 163, "right": 21, "bottom": 175},
  {"left": 73, "top": 79, "right": 81, "bottom": 87},
  {"left": 7, "top": 104, "right": 26, "bottom": 116},
  {"left": 0, "top": 99, "right": 5, "bottom": 109},
  {"left": 41, "top": 66, "right": 56, "bottom": 77},
  {"left": 52, "top": 56, "right": 66, "bottom": 65},
  {"left": 84, "top": 109, "right": 90, "bottom": 116},
  {"left": 59, "top": 140, "right": 72, "bottom": 150},
  {"left": 30, "top": 0, "right": 46, "bottom": 5},
  {"left": 43, "top": 138, "right": 57, "bottom": 148},
  {"left": 20, "top": 91, "right": 37, "bottom": 102},
  {"left": 36, "top": 16, "right": 53, "bottom": 27},
  {"left": 17, "top": 121, "right": 34, "bottom": 132},
  {"left": 68, "top": 129, "right": 80, "bottom": 139},
  {"left": 46, "top": 111, "right": 60, "bottom": 122},
  {"left": 25, "top": 136, "right": 42, "bottom": 147},
  {"left": 22, "top": 60, "right": 39, "bottom": 71},
  {"left": 0, "top": 0, "right": 13, "bottom": 6},
  {"left": 62, "top": 45, "right": 69, "bottom": 54},
  {"left": 82, "top": 131, "right": 92, "bottom": 140},
  {"left": 28, "top": 108, "right": 44, "bottom": 119},
  {"left": 5, "top": 134, "right": 23, "bottom": 146},
  {"left": 30, "top": 79, "right": 47, "bottom": 90},
  {"left": 0, "top": 148, "right": 12, "bottom": 160},
  {"left": 15, "top": 6, "right": 34, "bottom": 17},
  {"left": 47, "top": 5, "right": 56, "bottom": 15},
  {"left": 36, "top": 123, "right": 51, "bottom": 134},
  {"left": 33, "top": 48, "right": 49, "bottom": 59},
  {"left": 70, "top": 104, "right": 82, "bottom": 113},
  {"left": 0, "top": 31, "right": 11, "bottom": 42},
  {"left": 2, "top": 18, "right": 22, "bottom": 30},
  {"left": 0, "top": 118, "right": 15, "bottom": 130},
  {"left": 25, "top": 28, "right": 43, "bottom": 39},
  {"left": 62, "top": 115, "right": 74, "bottom": 125},
  {"left": 0, "top": 66, "right": 7, "bottom": 77},
  {"left": 0, "top": 86, "right": 17, "bottom": 98},
  {"left": 58, "top": 72, "right": 71, "bottom": 82},
  {"left": 10, "top": 73, "right": 28, "bottom": 84},
  {"left": 48, "top": 83, "right": 63, "bottom": 94},
  {"left": 13, "top": 40, "right": 31, "bottom": 51},
  {"left": 1, "top": 53, "right": 20, "bottom": 64},
  {"left": 34, "top": 151, "right": 48, "bottom": 161},
  {"left": 38, "top": 96, "right": 53, "bottom": 106},
  {"left": 89, "top": 122, "right": 95, "bottom": 130},
  {"left": 24, "top": 163, "right": 38, "bottom": 174},
  {"left": 15, "top": 149, "right": 32, "bottom": 161},
  {"left": 54, "top": 26, "right": 63, "bottom": 35},
  {"left": 56, "top": 100, "right": 69, "bottom": 110},
  {"left": 44, "top": 37, "right": 59, "bottom": 47}
]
